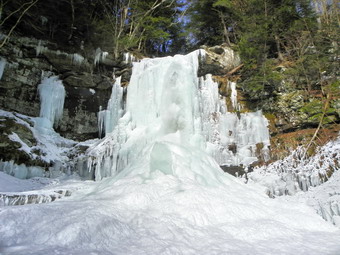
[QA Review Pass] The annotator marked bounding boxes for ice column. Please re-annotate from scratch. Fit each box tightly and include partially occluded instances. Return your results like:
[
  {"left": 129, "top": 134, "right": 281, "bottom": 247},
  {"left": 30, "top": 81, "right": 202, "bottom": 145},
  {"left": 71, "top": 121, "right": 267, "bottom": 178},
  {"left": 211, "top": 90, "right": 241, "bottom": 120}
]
[
  {"left": 37, "top": 75, "right": 66, "bottom": 128},
  {"left": 94, "top": 48, "right": 109, "bottom": 65},
  {"left": 124, "top": 53, "right": 136, "bottom": 63},
  {"left": 0, "top": 57, "right": 6, "bottom": 80},
  {"left": 229, "top": 81, "right": 239, "bottom": 111},
  {"left": 72, "top": 54, "right": 85, "bottom": 65},
  {"left": 36, "top": 40, "right": 48, "bottom": 56},
  {"left": 98, "top": 77, "right": 124, "bottom": 137}
]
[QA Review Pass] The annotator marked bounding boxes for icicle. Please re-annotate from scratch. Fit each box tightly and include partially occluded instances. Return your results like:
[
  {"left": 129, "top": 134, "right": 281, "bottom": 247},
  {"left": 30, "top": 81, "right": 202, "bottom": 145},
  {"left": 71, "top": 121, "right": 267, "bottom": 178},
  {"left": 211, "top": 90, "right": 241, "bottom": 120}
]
[
  {"left": 94, "top": 48, "right": 109, "bottom": 65},
  {"left": 124, "top": 52, "right": 136, "bottom": 63},
  {"left": 0, "top": 160, "right": 44, "bottom": 179},
  {"left": 40, "top": 16, "right": 48, "bottom": 26},
  {"left": 98, "top": 106, "right": 106, "bottom": 138},
  {"left": 0, "top": 57, "right": 6, "bottom": 80},
  {"left": 37, "top": 75, "right": 66, "bottom": 127},
  {"left": 229, "top": 81, "right": 239, "bottom": 110},
  {"left": 96, "top": 77, "right": 124, "bottom": 137},
  {"left": 94, "top": 48, "right": 102, "bottom": 65},
  {"left": 102, "top": 52, "right": 108, "bottom": 61},
  {"left": 36, "top": 40, "right": 48, "bottom": 56},
  {"left": 72, "top": 53, "right": 85, "bottom": 65}
]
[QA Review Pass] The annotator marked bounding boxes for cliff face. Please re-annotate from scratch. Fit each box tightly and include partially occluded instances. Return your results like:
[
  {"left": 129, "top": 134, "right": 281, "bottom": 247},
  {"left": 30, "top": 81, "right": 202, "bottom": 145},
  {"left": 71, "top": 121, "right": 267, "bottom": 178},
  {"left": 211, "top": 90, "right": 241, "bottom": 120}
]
[{"left": 0, "top": 36, "right": 132, "bottom": 141}]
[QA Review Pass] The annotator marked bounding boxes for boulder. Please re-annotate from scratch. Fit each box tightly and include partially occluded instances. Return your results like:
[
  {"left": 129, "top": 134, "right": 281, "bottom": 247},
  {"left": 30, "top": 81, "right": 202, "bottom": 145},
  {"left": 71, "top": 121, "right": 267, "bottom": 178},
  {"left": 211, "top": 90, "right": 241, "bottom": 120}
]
[
  {"left": 0, "top": 115, "right": 45, "bottom": 167},
  {"left": 198, "top": 44, "right": 241, "bottom": 77}
]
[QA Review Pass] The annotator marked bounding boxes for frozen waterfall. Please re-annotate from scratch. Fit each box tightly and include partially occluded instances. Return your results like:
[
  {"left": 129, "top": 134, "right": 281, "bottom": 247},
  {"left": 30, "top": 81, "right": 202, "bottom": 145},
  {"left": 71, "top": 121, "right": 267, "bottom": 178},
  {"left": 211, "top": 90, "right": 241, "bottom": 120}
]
[
  {"left": 87, "top": 50, "right": 270, "bottom": 180},
  {"left": 98, "top": 76, "right": 125, "bottom": 137},
  {"left": 35, "top": 75, "right": 65, "bottom": 132}
]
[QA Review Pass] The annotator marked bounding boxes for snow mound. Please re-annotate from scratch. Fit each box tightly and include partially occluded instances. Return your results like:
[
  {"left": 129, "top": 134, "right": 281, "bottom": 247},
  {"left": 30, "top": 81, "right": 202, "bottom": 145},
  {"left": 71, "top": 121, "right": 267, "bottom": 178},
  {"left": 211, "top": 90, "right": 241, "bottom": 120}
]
[{"left": 1, "top": 168, "right": 340, "bottom": 254}]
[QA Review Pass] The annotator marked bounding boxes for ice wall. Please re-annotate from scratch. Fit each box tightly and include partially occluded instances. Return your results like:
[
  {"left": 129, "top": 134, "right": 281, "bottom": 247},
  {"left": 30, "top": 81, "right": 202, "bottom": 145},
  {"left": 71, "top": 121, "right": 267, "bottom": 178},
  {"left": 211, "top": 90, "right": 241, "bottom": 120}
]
[
  {"left": 87, "top": 50, "right": 270, "bottom": 180},
  {"left": 37, "top": 75, "right": 65, "bottom": 129}
]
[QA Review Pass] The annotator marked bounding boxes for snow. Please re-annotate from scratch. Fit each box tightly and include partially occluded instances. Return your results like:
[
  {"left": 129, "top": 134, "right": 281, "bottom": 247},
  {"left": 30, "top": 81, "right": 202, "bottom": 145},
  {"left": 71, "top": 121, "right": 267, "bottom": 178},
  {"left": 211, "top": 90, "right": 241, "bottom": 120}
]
[
  {"left": 0, "top": 57, "right": 6, "bottom": 80},
  {"left": 1, "top": 167, "right": 340, "bottom": 254},
  {"left": 8, "top": 132, "right": 31, "bottom": 155},
  {"left": 0, "top": 171, "right": 52, "bottom": 192},
  {"left": 249, "top": 135, "right": 340, "bottom": 226}
]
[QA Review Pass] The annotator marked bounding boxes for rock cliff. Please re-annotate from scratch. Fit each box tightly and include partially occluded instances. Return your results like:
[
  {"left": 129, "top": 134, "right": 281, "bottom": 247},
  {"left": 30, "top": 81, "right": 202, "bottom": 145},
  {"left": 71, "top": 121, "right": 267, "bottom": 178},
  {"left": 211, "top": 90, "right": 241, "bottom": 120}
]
[{"left": 0, "top": 36, "right": 132, "bottom": 141}]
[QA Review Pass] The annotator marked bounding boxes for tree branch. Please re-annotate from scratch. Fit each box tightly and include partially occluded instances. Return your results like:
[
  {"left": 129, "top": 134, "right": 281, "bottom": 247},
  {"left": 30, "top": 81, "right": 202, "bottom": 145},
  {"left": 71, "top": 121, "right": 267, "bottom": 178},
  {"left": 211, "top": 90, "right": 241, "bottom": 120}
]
[{"left": 0, "top": 0, "right": 39, "bottom": 48}]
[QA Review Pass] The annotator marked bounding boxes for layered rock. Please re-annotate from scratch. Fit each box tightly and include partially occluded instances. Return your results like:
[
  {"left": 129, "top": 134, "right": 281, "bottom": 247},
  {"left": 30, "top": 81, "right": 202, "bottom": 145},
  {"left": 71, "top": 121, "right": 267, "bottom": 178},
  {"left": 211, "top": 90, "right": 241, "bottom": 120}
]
[{"left": 0, "top": 36, "right": 129, "bottom": 140}]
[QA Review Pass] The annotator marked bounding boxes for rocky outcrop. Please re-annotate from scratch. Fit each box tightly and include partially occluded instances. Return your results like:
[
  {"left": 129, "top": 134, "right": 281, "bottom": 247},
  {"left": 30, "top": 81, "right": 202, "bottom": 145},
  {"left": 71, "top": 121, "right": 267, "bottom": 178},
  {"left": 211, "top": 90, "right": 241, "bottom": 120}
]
[
  {"left": 198, "top": 44, "right": 241, "bottom": 77},
  {"left": 0, "top": 36, "right": 130, "bottom": 141},
  {"left": 0, "top": 114, "right": 44, "bottom": 167},
  {"left": 0, "top": 109, "right": 92, "bottom": 179}
]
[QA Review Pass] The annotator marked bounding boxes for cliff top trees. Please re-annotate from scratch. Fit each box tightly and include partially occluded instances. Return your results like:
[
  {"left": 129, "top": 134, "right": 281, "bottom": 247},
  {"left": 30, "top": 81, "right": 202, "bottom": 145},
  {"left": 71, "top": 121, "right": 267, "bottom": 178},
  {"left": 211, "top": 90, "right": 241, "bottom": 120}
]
[
  {"left": 0, "top": 0, "right": 185, "bottom": 57},
  {"left": 186, "top": 0, "right": 339, "bottom": 92},
  {"left": 1, "top": 0, "right": 338, "bottom": 63}
]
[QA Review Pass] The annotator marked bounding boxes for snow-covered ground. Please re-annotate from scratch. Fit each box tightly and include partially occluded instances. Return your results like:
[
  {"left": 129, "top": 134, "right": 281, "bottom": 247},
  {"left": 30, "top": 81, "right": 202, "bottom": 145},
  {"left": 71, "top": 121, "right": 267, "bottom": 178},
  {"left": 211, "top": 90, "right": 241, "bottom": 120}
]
[
  {"left": 249, "top": 136, "right": 340, "bottom": 228},
  {"left": 279, "top": 169, "right": 340, "bottom": 227},
  {"left": 1, "top": 143, "right": 340, "bottom": 254}
]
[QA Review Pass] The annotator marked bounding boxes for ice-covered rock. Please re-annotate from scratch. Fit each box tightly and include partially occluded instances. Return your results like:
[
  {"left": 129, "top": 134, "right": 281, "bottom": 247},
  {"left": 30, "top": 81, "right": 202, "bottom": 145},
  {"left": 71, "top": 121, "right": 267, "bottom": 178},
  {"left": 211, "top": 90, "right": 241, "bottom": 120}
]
[
  {"left": 249, "top": 135, "right": 340, "bottom": 197},
  {"left": 0, "top": 189, "right": 71, "bottom": 206}
]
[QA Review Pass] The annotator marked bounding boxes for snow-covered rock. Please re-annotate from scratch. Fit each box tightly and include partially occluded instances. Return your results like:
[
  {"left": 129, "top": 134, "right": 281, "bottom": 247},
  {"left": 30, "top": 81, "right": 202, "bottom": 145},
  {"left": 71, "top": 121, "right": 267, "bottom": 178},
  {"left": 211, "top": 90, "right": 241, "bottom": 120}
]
[{"left": 249, "top": 136, "right": 340, "bottom": 197}]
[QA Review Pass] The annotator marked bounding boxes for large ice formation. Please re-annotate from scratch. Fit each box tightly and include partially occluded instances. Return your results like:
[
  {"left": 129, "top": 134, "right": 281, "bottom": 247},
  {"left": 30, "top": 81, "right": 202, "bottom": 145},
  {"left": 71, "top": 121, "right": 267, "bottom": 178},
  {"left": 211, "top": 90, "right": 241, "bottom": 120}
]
[
  {"left": 98, "top": 77, "right": 125, "bottom": 137},
  {"left": 88, "top": 50, "right": 270, "bottom": 180},
  {"left": 36, "top": 75, "right": 65, "bottom": 130}
]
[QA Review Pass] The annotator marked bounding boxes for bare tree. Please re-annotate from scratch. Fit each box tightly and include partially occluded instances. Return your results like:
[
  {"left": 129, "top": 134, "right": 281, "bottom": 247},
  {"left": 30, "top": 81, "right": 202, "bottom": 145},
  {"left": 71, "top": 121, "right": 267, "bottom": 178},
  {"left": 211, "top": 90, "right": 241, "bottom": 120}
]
[{"left": 0, "top": 0, "right": 40, "bottom": 48}]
